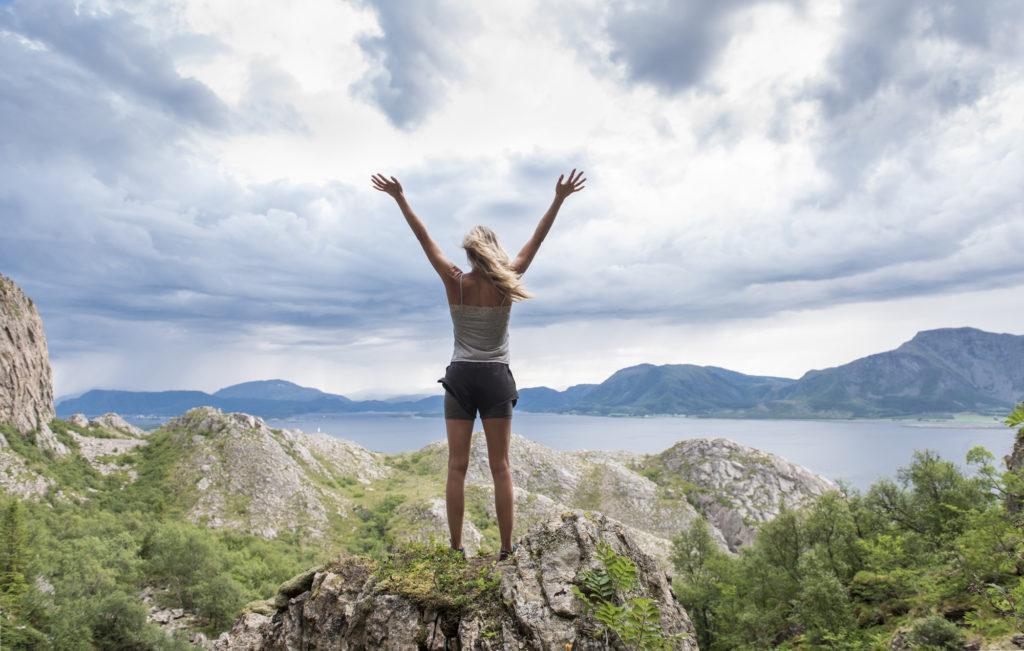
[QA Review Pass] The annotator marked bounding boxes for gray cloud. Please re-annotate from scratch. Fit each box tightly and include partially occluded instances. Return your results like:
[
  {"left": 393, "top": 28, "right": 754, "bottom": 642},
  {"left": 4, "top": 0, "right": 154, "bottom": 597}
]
[
  {"left": 349, "top": 0, "right": 479, "bottom": 130},
  {"left": 807, "top": 0, "right": 1024, "bottom": 195},
  {"left": 559, "top": 0, "right": 795, "bottom": 95},
  {"left": 1, "top": 0, "right": 230, "bottom": 128}
]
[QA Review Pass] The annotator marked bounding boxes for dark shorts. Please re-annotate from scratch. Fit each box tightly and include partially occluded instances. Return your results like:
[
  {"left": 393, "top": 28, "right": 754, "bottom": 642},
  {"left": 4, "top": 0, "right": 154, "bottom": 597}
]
[{"left": 437, "top": 361, "right": 519, "bottom": 420}]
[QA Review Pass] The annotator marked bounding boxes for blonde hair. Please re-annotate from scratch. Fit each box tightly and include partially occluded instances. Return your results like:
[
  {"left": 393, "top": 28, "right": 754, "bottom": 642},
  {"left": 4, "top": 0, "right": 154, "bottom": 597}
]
[{"left": 462, "top": 225, "right": 532, "bottom": 302}]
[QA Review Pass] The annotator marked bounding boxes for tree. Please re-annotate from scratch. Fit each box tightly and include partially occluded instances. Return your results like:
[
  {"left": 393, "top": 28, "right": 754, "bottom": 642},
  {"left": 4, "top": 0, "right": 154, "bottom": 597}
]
[
  {"left": 670, "top": 517, "right": 729, "bottom": 649},
  {"left": 0, "top": 499, "right": 31, "bottom": 613}
]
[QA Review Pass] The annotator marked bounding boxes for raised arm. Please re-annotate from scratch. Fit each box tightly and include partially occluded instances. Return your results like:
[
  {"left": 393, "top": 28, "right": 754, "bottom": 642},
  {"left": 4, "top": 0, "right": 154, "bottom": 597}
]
[
  {"left": 371, "top": 173, "right": 458, "bottom": 281},
  {"left": 512, "top": 168, "right": 586, "bottom": 275}
]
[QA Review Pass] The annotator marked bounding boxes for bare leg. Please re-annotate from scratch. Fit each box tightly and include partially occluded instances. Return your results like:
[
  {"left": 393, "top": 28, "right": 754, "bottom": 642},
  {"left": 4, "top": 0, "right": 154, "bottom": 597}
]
[
  {"left": 445, "top": 418, "right": 473, "bottom": 549},
  {"left": 482, "top": 416, "right": 514, "bottom": 551}
]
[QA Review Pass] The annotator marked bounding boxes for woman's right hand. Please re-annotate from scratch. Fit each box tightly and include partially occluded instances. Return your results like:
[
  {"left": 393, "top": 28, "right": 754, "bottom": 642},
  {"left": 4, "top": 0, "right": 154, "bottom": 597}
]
[
  {"left": 371, "top": 173, "right": 405, "bottom": 200},
  {"left": 555, "top": 168, "right": 586, "bottom": 200}
]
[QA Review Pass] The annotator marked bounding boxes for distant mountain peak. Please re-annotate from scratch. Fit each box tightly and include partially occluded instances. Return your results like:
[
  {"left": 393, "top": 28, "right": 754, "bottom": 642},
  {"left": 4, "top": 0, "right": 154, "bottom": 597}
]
[
  {"left": 910, "top": 326, "right": 989, "bottom": 339},
  {"left": 213, "top": 379, "right": 333, "bottom": 402}
]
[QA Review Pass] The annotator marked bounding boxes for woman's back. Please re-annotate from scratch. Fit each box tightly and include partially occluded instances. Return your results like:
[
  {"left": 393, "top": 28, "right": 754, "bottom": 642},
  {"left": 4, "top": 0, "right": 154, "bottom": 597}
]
[{"left": 450, "top": 271, "right": 511, "bottom": 363}]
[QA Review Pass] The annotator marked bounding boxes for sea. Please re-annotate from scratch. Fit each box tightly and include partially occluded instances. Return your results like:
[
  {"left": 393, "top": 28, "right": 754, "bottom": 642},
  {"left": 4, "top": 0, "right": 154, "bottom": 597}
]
[{"left": 125, "top": 410, "right": 1013, "bottom": 491}]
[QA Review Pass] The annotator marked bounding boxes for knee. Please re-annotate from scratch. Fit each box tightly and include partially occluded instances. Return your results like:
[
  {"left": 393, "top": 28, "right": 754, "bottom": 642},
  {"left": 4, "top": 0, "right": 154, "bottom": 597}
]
[
  {"left": 448, "top": 457, "right": 469, "bottom": 477},
  {"left": 489, "top": 457, "right": 510, "bottom": 479}
]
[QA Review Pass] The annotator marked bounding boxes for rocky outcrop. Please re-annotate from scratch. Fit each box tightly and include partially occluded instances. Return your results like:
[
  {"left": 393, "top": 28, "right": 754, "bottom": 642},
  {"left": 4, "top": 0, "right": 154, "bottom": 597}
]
[
  {"left": 212, "top": 510, "right": 698, "bottom": 650},
  {"left": 158, "top": 407, "right": 391, "bottom": 539},
  {"left": 0, "top": 448, "right": 53, "bottom": 498},
  {"left": 67, "top": 430, "right": 146, "bottom": 478},
  {"left": 0, "top": 273, "right": 66, "bottom": 455},
  {"left": 139, "top": 585, "right": 214, "bottom": 649},
  {"left": 407, "top": 432, "right": 715, "bottom": 565},
  {"left": 401, "top": 432, "right": 835, "bottom": 562},
  {"left": 88, "top": 412, "right": 146, "bottom": 437},
  {"left": 644, "top": 437, "right": 837, "bottom": 550},
  {"left": 66, "top": 413, "right": 91, "bottom": 428}
]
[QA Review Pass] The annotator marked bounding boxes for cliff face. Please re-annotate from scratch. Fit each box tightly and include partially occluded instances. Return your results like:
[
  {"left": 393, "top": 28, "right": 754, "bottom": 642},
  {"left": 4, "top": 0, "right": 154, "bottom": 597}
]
[
  {"left": 0, "top": 273, "right": 66, "bottom": 456},
  {"left": 212, "top": 510, "right": 698, "bottom": 651},
  {"left": 0, "top": 273, "right": 54, "bottom": 433}
]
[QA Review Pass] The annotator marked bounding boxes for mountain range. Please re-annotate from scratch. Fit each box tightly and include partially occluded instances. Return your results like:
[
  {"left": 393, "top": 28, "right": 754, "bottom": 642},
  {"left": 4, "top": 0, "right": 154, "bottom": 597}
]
[{"left": 56, "top": 327, "right": 1024, "bottom": 419}]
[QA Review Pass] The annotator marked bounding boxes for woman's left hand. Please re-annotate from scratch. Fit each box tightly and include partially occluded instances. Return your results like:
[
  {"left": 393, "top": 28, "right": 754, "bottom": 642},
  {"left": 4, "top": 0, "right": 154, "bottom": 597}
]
[{"left": 371, "top": 173, "right": 404, "bottom": 199}]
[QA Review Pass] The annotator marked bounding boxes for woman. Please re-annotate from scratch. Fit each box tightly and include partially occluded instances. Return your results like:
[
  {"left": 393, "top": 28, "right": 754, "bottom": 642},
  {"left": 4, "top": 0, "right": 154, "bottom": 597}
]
[{"left": 371, "top": 169, "right": 586, "bottom": 561}]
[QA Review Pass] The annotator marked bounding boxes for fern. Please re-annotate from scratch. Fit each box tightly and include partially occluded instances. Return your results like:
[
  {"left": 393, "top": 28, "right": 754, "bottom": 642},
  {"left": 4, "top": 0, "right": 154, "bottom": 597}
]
[{"left": 571, "top": 541, "right": 687, "bottom": 650}]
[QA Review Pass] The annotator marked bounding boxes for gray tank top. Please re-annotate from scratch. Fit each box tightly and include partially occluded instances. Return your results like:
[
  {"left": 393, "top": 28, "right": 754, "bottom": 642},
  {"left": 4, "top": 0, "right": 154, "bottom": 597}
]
[{"left": 450, "top": 272, "right": 511, "bottom": 363}]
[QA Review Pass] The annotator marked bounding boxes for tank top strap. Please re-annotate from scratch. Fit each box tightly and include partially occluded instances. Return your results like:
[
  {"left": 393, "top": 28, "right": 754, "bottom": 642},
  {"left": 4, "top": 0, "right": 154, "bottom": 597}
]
[{"left": 459, "top": 272, "right": 464, "bottom": 305}]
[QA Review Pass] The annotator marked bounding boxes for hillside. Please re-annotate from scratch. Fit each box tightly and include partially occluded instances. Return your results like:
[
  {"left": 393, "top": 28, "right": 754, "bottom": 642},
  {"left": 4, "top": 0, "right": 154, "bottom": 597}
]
[{"left": 62, "top": 406, "right": 831, "bottom": 565}]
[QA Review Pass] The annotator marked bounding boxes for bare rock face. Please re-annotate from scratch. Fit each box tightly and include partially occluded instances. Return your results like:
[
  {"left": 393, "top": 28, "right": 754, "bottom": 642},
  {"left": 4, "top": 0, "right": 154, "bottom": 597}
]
[
  {"left": 648, "top": 437, "right": 837, "bottom": 551},
  {"left": 0, "top": 273, "right": 54, "bottom": 433},
  {"left": 212, "top": 510, "right": 698, "bottom": 651},
  {"left": 0, "top": 274, "right": 67, "bottom": 456}
]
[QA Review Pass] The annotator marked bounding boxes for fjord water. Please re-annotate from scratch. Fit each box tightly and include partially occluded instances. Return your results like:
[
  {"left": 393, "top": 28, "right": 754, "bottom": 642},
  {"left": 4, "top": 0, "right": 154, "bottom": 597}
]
[{"left": 256, "top": 411, "right": 1011, "bottom": 490}]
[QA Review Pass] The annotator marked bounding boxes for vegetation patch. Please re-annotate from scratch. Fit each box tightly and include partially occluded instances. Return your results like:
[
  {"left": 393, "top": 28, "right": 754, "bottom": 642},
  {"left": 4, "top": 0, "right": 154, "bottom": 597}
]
[
  {"left": 669, "top": 401, "right": 1024, "bottom": 650},
  {"left": 50, "top": 418, "right": 127, "bottom": 440},
  {"left": 0, "top": 423, "right": 106, "bottom": 496},
  {"left": 372, "top": 541, "right": 501, "bottom": 617}
]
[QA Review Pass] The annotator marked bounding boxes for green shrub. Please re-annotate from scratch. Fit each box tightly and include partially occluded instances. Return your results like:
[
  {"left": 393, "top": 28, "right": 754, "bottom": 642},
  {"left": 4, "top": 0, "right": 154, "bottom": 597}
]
[{"left": 907, "top": 615, "right": 964, "bottom": 650}]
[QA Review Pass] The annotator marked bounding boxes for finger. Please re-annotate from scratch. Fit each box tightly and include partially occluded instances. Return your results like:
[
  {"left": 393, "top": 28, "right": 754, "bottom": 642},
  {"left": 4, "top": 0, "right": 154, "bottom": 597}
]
[
  {"left": 568, "top": 168, "right": 576, "bottom": 182},
  {"left": 390, "top": 176, "right": 398, "bottom": 183},
  {"left": 575, "top": 176, "right": 587, "bottom": 186},
  {"left": 575, "top": 185, "right": 585, "bottom": 191},
  {"left": 557, "top": 173, "right": 564, "bottom": 184}
]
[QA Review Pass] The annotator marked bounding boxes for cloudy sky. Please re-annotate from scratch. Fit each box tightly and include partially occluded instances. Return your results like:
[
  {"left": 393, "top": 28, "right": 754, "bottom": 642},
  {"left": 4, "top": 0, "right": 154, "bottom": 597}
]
[{"left": 2, "top": 0, "right": 1022, "bottom": 399}]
